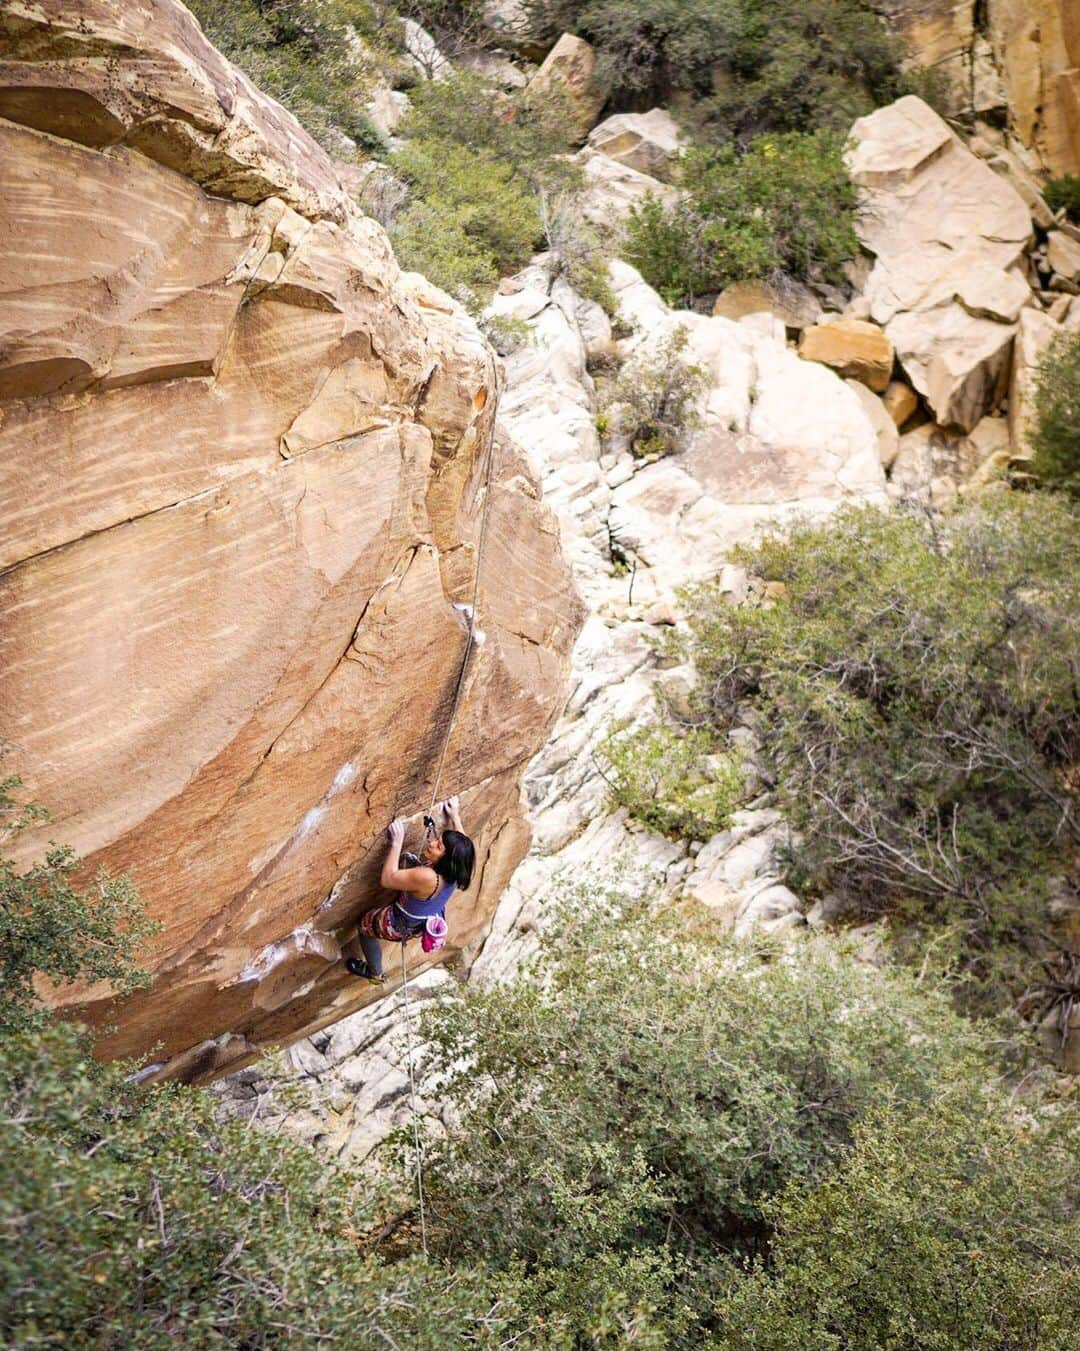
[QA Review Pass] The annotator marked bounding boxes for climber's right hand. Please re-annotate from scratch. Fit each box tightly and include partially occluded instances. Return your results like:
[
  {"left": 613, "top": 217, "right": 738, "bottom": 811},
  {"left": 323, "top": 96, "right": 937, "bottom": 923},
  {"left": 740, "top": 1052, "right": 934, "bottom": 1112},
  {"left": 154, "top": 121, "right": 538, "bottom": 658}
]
[{"left": 386, "top": 818, "right": 406, "bottom": 849}]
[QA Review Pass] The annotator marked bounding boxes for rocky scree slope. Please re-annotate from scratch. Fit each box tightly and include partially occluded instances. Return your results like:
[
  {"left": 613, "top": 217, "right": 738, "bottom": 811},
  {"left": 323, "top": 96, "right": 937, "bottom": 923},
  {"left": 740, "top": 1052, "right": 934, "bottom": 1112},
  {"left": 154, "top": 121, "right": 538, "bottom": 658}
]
[{"left": 0, "top": 0, "right": 583, "bottom": 1082}]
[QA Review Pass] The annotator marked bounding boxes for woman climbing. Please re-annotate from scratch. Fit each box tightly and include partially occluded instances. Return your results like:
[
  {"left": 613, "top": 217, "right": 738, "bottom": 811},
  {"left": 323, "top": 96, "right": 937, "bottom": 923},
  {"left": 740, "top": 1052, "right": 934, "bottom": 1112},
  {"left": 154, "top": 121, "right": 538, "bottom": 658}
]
[{"left": 346, "top": 796, "right": 475, "bottom": 984}]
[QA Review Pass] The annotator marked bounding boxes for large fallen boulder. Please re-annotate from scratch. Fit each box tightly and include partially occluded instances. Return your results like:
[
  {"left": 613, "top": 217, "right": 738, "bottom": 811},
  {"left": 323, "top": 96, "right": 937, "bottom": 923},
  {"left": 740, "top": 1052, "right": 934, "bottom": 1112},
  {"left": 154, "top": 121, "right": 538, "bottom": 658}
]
[
  {"left": 575, "top": 147, "right": 680, "bottom": 228},
  {"left": 527, "top": 32, "right": 606, "bottom": 142},
  {"left": 0, "top": 0, "right": 582, "bottom": 1082},
  {"left": 848, "top": 95, "right": 1034, "bottom": 431},
  {"left": 586, "top": 109, "right": 683, "bottom": 181},
  {"left": 799, "top": 318, "right": 894, "bottom": 391}
]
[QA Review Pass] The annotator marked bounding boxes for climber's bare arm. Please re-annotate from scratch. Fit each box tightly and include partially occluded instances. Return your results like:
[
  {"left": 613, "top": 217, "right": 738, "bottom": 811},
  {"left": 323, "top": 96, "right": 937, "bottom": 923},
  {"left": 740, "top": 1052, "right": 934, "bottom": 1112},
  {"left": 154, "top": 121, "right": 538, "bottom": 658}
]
[{"left": 380, "top": 818, "right": 438, "bottom": 894}]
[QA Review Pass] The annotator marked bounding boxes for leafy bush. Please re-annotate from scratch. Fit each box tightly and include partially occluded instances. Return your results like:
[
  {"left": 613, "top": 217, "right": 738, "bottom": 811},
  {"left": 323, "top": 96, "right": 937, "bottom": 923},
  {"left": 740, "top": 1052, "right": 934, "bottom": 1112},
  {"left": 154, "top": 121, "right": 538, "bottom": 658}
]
[
  {"left": 1030, "top": 329, "right": 1080, "bottom": 497},
  {"left": 1044, "top": 173, "right": 1080, "bottom": 222},
  {"left": 625, "top": 132, "right": 858, "bottom": 305},
  {"left": 0, "top": 1021, "right": 507, "bottom": 1348},
  {"left": 599, "top": 324, "right": 707, "bottom": 456},
  {"left": 598, "top": 723, "right": 743, "bottom": 838},
  {"left": 519, "top": 0, "right": 901, "bottom": 135},
  {"left": 391, "top": 138, "right": 541, "bottom": 292},
  {"left": 186, "top": 0, "right": 392, "bottom": 154},
  {"left": 400, "top": 67, "right": 578, "bottom": 191},
  {"left": 715, "top": 1092, "right": 1080, "bottom": 1349},
  {"left": 390, "top": 71, "right": 586, "bottom": 310},
  {"left": 421, "top": 895, "right": 1017, "bottom": 1340},
  {"left": 0, "top": 773, "right": 158, "bottom": 1035},
  {"left": 678, "top": 496, "right": 1080, "bottom": 1006}
]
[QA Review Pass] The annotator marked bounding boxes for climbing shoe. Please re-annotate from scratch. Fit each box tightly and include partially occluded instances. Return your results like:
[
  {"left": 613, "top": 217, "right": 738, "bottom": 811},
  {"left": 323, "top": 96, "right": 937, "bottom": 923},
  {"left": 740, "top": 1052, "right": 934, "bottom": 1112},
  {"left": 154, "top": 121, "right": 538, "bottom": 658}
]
[{"left": 346, "top": 957, "right": 385, "bottom": 984}]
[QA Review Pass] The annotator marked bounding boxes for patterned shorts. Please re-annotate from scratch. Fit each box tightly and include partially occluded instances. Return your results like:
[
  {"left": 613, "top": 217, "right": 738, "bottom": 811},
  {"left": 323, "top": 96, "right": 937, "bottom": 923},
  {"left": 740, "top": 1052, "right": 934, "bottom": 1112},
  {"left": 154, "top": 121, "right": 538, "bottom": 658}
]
[{"left": 357, "top": 903, "right": 411, "bottom": 943}]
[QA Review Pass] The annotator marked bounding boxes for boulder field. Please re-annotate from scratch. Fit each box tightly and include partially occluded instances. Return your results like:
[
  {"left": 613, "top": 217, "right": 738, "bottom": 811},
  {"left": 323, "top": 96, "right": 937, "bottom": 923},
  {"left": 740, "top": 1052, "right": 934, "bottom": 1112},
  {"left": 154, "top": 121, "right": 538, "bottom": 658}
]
[{"left": 0, "top": 0, "right": 583, "bottom": 1081}]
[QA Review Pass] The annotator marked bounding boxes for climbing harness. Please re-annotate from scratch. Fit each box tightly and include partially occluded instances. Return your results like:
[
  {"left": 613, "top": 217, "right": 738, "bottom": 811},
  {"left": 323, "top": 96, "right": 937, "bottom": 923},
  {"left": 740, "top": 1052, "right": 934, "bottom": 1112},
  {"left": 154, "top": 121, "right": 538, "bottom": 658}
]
[{"left": 398, "top": 397, "right": 500, "bottom": 1260}]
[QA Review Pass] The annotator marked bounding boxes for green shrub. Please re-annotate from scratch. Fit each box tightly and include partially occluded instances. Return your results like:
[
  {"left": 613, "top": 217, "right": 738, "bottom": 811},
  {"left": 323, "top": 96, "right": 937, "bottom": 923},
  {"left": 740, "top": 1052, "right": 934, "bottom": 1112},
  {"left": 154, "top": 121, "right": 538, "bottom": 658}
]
[
  {"left": 186, "top": 0, "right": 392, "bottom": 155},
  {"left": 519, "top": 0, "right": 901, "bottom": 135},
  {"left": 421, "top": 894, "right": 1011, "bottom": 1339},
  {"left": 625, "top": 132, "right": 858, "bottom": 305},
  {"left": 390, "top": 140, "right": 540, "bottom": 307},
  {"left": 714, "top": 1094, "right": 1080, "bottom": 1349},
  {"left": 1044, "top": 173, "right": 1080, "bottom": 222},
  {"left": 0, "top": 1021, "right": 508, "bottom": 1348},
  {"left": 1030, "top": 329, "right": 1080, "bottom": 497},
  {"left": 599, "top": 323, "right": 708, "bottom": 456},
  {"left": 401, "top": 68, "right": 578, "bottom": 192},
  {"left": 0, "top": 773, "right": 159, "bottom": 1035},
  {"left": 678, "top": 495, "right": 1080, "bottom": 1006},
  {"left": 390, "top": 71, "right": 586, "bottom": 309},
  {"left": 598, "top": 723, "right": 743, "bottom": 838}
]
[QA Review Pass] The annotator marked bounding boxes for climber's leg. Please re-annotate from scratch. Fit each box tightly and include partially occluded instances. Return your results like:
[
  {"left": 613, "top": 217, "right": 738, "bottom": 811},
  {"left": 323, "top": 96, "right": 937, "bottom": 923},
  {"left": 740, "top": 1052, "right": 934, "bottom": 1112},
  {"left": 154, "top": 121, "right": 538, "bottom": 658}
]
[
  {"left": 349, "top": 903, "right": 404, "bottom": 982},
  {"left": 358, "top": 931, "right": 384, "bottom": 978}
]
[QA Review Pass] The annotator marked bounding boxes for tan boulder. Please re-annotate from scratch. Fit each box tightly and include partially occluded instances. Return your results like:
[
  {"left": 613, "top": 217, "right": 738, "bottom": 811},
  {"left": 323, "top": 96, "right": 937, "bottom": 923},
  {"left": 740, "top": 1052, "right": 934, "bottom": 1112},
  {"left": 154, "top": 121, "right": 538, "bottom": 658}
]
[
  {"left": 366, "top": 85, "right": 409, "bottom": 137},
  {"left": 713, "top": 280, "right": 821, "bottom": 330},
  {"left": 883, "top": 378, "right": 920, "bottom": 427},
  {"left": 587, "top": 109, "right": 683, "bottom": 182},
  {"left": 0, "top": 0, "right": 583, "bottom": 1081},
  {"left": 528, "top": 33, "right": 606, "bottom": 141},
  {"left": 575, "top": 147, "right": 679, "bottom": 227},
  {"left": 848, "top": 96, "right": 1034, "bottom": 431},
  {"left": 799, "top": 318, "right": 894, "bottom": 392},
  {"left": 1047, "top": 230, "right": 1080, "bottom": 282},
  {"left": 846, "top": 379, "right": 900, "bottom": 469},
  {"left": 0, "top": 0, "right": 345, "bottom": 221}
]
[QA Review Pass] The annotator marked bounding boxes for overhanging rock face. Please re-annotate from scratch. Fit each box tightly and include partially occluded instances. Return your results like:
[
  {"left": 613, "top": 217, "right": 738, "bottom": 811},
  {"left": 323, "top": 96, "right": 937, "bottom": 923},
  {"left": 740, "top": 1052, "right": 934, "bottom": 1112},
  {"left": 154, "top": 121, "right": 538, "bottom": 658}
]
[{"left": 0, "top": 0, "right": 583, "bottom": 1081}]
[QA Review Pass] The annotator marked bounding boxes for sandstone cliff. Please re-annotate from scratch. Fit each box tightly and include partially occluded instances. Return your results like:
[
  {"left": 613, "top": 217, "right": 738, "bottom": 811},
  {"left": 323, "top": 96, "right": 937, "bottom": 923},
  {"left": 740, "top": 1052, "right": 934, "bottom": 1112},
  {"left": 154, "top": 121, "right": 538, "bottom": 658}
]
[
  {"left": 0, "top": 0, "right": 582, "bottom": 1081},
  {"left": 877, "top": 0, "right": 1080, "bottom": 176}
]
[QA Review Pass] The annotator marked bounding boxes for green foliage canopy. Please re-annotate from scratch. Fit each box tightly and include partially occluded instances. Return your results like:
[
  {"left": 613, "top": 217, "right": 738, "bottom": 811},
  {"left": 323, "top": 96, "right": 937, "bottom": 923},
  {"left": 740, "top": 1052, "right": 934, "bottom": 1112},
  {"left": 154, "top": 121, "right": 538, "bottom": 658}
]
[
  {"left": 678, "top": 496, "right": 1080, "bottom": 1004},
  {"left": 419, "top": 895, "right": 1073, "bottom": 1344},
  {"left": 0, "top": 774, "right": 159, "bottom": 1035},
  {"left": 519, "top": 0, "right": 901, "bottom": 136},
  {"left": 1030, "top": 330, "right": 1080, "bottom": 497},
  {"left": 185, "top": 0, "right": 393, "bottom": 154},
  {"left": 625, "top": 132, "right": 858, "bottom": 305}
]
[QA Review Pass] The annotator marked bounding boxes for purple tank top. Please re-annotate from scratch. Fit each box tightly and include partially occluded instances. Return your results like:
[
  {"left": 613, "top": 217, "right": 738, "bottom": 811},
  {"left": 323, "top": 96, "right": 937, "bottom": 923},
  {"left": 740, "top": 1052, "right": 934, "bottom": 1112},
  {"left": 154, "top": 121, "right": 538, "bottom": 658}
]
[{"left": 393, "top": 878, "right": 455, "bottom": 931}]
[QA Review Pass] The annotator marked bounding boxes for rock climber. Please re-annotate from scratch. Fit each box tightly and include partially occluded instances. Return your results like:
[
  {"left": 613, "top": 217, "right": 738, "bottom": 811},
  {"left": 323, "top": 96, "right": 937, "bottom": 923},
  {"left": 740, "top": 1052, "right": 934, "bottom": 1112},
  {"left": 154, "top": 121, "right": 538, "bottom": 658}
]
[{"left": 346, "top": 796, "right": 475, "bottom": 984}]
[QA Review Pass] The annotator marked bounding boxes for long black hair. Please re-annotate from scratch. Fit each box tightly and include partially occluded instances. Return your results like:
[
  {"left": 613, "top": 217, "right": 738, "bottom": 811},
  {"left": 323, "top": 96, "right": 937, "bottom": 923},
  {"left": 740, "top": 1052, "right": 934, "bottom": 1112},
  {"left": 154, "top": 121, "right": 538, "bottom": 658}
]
[{"left": 434, "top": 829, "right": 474, "bottom": 890}]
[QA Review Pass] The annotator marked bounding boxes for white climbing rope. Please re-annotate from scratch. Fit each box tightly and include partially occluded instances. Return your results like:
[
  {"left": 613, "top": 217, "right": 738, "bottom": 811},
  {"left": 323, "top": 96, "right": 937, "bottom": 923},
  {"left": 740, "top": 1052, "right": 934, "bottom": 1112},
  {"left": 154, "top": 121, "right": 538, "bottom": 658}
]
[
  {"left": 400, "top": 400, "right": 500, "bottom": 1258},
  {"left": 425, "top": 400, "right": 500, "bottom": 818},
  {"left": 399, "top": 940, "right": 429, "bottom": 1257}
]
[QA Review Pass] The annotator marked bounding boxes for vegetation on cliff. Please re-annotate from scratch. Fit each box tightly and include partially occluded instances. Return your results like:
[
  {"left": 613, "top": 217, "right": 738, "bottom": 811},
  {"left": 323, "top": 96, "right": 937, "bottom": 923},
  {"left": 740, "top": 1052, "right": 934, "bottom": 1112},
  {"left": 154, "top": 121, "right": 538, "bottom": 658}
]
[
  {"left": 185, "top": 0, "right": 396, "bottom": 153},
  {"left": 625, "top": 131, "right": 858, "bottom": 306},
  {"left": 610, "top": 494, "right": 1080, "bottom": 1020},
  {"left": 517, "top": 0, "right": 903, "bottom": 136},
  {"left": 1031, "top": 331, "right": 1080, "bottom": 497},
  {"left": 5, "top": 846, "right": 1077, "bottom": 1347}
]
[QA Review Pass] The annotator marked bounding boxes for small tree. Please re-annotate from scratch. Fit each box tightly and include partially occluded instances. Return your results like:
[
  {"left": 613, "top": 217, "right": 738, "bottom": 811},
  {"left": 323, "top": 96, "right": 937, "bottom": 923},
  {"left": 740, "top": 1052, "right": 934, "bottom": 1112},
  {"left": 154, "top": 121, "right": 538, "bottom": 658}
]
[
  {"left": 600, "top": 324, "right": 707, "bottom": 457},
  {"left": 420, "top": 892, "right": 1014, "bottom": 1341},
  {"left": 1044, "top": 174, "right": 1080, "bottom": 222},
  {"left": 1030, "top": 329, "right": 1080, "bottom": 497},
  {"left": 0, "top": 771, "right": 159, "bottom": 1035}
]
